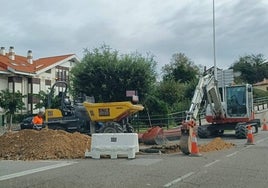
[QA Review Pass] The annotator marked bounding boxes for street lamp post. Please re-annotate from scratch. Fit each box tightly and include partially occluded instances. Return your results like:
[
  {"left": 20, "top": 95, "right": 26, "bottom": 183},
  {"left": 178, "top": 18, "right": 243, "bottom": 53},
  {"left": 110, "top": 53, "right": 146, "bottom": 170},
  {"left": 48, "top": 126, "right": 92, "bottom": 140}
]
[{"left": 213, "top": 0, "right": 217, "bottom": 79}]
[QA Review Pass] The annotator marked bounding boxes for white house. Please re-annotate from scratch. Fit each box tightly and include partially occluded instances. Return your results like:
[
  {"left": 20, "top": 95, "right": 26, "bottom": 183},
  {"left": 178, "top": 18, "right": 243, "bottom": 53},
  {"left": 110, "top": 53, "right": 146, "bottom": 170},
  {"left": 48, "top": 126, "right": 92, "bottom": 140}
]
[{"left": 0, "top": 46, "right": 80, "bottom": 116}]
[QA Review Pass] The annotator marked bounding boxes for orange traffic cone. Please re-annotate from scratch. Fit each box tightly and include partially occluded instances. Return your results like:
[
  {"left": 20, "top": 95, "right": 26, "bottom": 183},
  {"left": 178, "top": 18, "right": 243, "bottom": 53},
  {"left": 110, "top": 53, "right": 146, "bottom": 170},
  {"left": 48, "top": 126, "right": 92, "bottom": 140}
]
[
  {"left": 246, "top": 125, "right": 254, "bottom": 145},
  {"left": 190, "top": 133, "right": 202, "bottom": 156},
  {"left": 262, "top": 118, "right": 268, "bottom": 131}
]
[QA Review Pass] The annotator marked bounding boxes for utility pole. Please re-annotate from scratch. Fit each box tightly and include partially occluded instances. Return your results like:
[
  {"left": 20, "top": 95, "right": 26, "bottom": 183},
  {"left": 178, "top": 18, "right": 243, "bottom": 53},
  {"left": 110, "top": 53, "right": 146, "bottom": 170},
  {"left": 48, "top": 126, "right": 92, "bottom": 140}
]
[{"left": 213, "top": 0, "right": 217, "bottom": 80}]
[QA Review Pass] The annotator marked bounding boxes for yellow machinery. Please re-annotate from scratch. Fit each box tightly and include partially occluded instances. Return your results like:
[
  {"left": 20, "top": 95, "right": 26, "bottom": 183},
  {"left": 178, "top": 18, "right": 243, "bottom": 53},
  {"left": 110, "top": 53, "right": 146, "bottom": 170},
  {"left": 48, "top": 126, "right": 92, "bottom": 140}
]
[
  {"left": 40, "top": 81, "right": 144, "bottom": 134},
  {"left": 83, "top": 101, "right": 144, "bottom": 133},
  {"left": 83, "top": 101, "right": 144, "bottom": 122}
]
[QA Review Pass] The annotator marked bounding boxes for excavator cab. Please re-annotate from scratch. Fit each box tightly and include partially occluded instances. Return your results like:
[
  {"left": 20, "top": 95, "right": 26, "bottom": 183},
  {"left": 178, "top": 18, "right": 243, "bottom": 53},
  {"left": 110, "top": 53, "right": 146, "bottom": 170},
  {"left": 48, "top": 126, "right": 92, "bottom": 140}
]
[{"left": 225, "top": 85, "right": 252, "bottom": 118}]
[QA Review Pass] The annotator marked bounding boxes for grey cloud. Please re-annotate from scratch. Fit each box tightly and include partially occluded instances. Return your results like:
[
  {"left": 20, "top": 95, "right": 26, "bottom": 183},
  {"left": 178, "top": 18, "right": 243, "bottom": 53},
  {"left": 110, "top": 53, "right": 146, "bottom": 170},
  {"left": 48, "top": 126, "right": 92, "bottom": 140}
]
[{"left": 1, "top": 0, "right": 268, "bottom": 71}]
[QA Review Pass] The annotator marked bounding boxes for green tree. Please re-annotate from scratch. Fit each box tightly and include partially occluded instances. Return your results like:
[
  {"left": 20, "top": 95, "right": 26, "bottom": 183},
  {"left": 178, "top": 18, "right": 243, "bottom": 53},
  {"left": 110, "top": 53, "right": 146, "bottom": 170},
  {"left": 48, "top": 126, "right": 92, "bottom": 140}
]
[
  {"left": 160, "top": 52, "right": 200, "bottom": 112},
  {"left": 162, "top": 53, "right": 199, "bottom": 83},
  {"left": 33, "top": 90, "right": 49, "bottom": 110},
  {"left": 142, "top": 93, "right": 168, "bottom": 116},
  {"left": 70, "top": 45, "right": 157, "bottom": 103},
  {"left": 33, "top": 89, "right": 60, "bottom": 110},
  {"left": 231, "top": 54, "right": 267, "bottom": 84},
  {"left": 156, "top": 80, "right": 188, "bottom": 112},
  {"left": 0, "top": 89, "right": 25, "bottom": 131}
]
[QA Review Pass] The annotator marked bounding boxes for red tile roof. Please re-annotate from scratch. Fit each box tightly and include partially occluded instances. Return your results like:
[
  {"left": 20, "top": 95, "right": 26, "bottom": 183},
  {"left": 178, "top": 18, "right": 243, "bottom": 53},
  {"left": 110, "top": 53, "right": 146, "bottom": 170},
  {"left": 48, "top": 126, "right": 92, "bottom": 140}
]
[
  {"left": 254, "top": 78, "right": 268, "bottom": 86},
  {"left": 0, "top": 53, "right": 75, "bottom": 74},
  {"left": 35, "top": 54, "right": 75, "bottom": 71}
]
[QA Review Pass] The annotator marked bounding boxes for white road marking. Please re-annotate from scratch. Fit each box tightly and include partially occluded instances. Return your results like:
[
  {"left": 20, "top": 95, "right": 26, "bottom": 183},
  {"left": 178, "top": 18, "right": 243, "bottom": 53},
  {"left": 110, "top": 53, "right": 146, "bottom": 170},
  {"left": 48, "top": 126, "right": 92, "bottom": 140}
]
[
  {"left": 226, "top": 151, "right": 238, "bottom": 157},
  {"left": 0, "top": 161, "right": 77, "bottom": 181},
  {"left": 204, "top": 160, "right": 220, "bottom": 167},
  {"left": 256, "top": 137, "right": 268, "bottom": 143},
  {"left": 163, "top": 172, "right": 195, "bottom": 187}
]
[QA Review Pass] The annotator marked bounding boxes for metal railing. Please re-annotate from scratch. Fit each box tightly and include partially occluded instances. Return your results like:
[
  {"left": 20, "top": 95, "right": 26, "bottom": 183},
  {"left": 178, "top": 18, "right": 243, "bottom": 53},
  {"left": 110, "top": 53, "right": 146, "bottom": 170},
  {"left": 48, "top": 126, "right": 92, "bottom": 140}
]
[
  {"left": 132, "top": 97, "right": 268, "bottom": 132},
  {"left": 253, "top": 96, "right": 268, "bottom": 111}
]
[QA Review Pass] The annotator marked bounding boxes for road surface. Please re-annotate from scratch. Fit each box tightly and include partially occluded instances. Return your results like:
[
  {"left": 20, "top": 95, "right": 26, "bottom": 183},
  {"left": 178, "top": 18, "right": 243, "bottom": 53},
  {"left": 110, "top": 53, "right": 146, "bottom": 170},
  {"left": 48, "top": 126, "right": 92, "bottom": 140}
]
[{"left": 1, "top": 110, "right": 268, "bottom": 188}]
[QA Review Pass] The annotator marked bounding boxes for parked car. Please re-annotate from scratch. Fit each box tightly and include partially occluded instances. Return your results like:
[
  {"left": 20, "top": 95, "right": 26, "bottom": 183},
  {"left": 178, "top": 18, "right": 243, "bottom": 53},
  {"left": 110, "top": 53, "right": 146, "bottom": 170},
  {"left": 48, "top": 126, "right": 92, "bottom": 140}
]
[{"left": 20, "top": 116, "right": 34, "bottom": 129}]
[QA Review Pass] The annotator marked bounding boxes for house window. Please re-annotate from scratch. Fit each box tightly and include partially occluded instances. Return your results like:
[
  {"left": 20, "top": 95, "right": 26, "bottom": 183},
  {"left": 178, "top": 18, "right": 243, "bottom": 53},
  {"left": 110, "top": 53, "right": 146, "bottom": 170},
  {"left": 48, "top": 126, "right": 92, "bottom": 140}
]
[
  {"left": 32, "top": 78, "right": 40, "bottom": 84},
  {"left": 45, "top": 80, "right": 51, "bottom": 86},
  {"left": 29, "top": 95, "right": 39, "bottom": 104},
  {"left": 55, "top": 66, "right": 69, "bottom": 82},
  {"left": 8, "top": 76, "right": 22, "bottom": 83}
]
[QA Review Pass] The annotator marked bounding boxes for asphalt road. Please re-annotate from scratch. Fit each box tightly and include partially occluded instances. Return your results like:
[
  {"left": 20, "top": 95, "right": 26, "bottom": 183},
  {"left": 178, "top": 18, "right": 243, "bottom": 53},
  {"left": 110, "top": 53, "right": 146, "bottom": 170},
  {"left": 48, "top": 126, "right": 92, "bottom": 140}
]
[
  {"left": 1, "top": 109, "right": 268, "bottom": 188},
  {"left": 1, "top": 128, "right": 268, "bottom": 188}
]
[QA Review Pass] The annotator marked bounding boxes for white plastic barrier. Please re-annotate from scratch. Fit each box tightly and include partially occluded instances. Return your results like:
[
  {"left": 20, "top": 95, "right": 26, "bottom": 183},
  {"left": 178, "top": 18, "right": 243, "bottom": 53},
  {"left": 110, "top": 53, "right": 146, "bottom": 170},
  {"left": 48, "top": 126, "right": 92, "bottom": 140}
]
[{"left": 85, "top": 133, "right": 139, "bottom": 159}]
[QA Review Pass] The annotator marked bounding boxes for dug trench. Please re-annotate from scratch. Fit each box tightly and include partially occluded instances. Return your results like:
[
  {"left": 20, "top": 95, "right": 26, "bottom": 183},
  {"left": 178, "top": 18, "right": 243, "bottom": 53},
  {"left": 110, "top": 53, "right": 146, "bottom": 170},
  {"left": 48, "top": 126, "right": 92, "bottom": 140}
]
[{"left": 0, "top": 129, "right": 235, "bottom": 160}]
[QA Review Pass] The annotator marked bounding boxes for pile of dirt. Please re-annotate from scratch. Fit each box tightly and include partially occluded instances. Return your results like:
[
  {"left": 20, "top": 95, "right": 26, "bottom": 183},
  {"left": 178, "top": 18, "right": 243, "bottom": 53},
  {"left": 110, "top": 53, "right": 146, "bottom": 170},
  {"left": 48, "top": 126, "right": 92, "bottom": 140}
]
[
  {"left": 0, "top": 129, "right": 91, "bottom": 160},
  {"left": 199, "top": 137, "right": 235, "bottom": 152},
  {"left": 140, "top": 137, "right": 235, "bottom": 154}
]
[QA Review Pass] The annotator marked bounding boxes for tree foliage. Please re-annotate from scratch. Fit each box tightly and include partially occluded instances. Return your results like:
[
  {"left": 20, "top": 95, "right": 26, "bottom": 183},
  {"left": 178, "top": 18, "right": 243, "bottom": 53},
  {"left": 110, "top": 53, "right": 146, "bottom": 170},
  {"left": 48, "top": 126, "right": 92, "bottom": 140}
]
[
  {"left": 33, "top": 90, "right": 49, "bottom": 110},
  {"left": 162, "top": 53, "right": 199, "bottom": 83},
  {"left": 158, "top": 53, "right": 200, "bottom": 113},
  {"left": 156, "top": 80, "right": 187, "bottom": 112},
  {"left": 142, "top": 93, "right": 168, "bottom": 116},
  {"left": 70, "top": 45, "right": 157, "bottom": 102},
  {"left": 34, "top": 86, "right": 71, "bottom": 110},
  {"left": 231, "top": 54, "right": 267, "bottom": 84},
  {"left": 0, "top": 89, "right": 25, "bottom": 130}
]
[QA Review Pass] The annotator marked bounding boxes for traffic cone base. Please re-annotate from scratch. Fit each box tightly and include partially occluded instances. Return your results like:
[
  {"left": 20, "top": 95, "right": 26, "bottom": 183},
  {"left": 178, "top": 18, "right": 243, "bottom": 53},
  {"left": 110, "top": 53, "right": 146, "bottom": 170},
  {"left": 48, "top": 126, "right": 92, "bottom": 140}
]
[
  {"left": 190, "top": 133, "right": 202, "bottom": 157},
  {"left": 246, "top": 126, "right": 255, "bottom": 145},
  {"left": 262, "top": 119, "right": 268, "bottom": 131}
]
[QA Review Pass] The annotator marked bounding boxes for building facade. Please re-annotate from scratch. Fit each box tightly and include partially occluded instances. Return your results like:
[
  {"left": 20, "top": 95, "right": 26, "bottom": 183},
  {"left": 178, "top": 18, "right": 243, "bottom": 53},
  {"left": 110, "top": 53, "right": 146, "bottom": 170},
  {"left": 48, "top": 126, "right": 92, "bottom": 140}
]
[
  {"left": 253, "top": 78, "right": 268, "bottom": 91},
  {"left": 0, "top": 46, "right": 80, "bottom": 115}
]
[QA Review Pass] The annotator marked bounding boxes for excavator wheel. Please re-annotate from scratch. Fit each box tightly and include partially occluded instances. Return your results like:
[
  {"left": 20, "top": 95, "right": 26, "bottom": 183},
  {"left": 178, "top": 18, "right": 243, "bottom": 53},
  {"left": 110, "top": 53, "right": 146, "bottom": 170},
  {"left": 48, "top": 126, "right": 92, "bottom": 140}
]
[
  {"left": 235, "top": 123, "right": 247, "bottom": 138},
  {"left": 99, "top": 122, "right": 124, "bottom": 133},
  {"left": 179, "top": 128, "right": 193, "bottom": 155},
  {"left": 197, "top": 125, "right": 210, "bottom": 138}
]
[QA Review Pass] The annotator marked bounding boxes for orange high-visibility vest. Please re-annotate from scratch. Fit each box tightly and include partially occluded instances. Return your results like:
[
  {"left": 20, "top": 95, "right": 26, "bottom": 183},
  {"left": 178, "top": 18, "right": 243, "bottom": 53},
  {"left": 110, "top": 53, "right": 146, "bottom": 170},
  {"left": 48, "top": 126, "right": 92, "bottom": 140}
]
[{"left": 32, "top": 115, "right": 43, "bottom": 125}]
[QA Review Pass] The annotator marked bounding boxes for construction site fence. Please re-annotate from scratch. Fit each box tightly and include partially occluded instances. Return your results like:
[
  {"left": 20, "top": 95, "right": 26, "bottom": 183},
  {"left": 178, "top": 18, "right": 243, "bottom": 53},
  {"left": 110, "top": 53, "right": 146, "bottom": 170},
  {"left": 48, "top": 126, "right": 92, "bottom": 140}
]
[
  {"left": 132, "top": 97, "right": 268, "bottom": 132},
  {"left": 132, "top": 111, "right": 186, "bottom": 133},
  {"left": 253, "top": 96, "right": 268, "bottom": 111}
]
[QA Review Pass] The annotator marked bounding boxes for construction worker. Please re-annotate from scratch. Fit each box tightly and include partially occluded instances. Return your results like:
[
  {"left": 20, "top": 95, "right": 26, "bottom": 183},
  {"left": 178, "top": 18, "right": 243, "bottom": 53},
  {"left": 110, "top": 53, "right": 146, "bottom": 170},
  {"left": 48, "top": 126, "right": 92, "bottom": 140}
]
[{"left": 32, "top": 111, "right": 44, "bottom": 130}]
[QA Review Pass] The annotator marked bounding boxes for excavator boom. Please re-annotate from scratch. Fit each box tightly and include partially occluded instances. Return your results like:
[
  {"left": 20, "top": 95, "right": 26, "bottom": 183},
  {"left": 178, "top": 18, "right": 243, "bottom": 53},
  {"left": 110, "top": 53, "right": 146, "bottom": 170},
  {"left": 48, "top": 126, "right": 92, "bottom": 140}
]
[{"left": 180, "top": 72, "right": 226, "bottom": 154}]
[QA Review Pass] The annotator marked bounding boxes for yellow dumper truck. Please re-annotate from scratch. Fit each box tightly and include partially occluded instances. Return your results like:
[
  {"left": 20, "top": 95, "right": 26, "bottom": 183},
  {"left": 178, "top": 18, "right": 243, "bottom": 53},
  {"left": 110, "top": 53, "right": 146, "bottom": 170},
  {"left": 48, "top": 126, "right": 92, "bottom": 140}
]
[{"left": 20, "top": 81, "right": 144, "bottom": 134}]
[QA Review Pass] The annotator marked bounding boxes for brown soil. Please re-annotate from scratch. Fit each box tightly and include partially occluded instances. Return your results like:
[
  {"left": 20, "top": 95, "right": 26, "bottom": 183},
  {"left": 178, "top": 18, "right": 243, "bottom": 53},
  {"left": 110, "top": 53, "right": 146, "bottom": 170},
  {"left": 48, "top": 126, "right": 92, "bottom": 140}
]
[
  {"left": 140, "top": 137, "right": 235, "bottom": 154},
  {"left": 0, "top": 129, "right": 91, "bottom": 160},
  {"left": 0, "top": 129, "right": 234, "bottom": 160},
  {"left": 198, "top": 137, "right": 235, "bottom": 152}
]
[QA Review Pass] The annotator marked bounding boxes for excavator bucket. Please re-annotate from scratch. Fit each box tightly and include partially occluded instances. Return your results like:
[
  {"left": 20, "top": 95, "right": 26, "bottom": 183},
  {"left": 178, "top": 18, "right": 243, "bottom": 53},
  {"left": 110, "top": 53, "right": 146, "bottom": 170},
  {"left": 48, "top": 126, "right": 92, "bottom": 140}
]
[
  {"left": 179, "top": 122, "right": 194, "bottom": 155},
  {"left": 141, "top": 126, "right": 168, "bottom": 145}
]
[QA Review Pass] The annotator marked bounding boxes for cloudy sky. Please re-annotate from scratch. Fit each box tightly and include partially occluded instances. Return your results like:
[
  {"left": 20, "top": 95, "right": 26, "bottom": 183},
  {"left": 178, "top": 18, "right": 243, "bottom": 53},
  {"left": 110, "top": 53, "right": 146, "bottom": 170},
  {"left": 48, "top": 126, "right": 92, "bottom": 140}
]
[{"left": 1, "top": 0, "right": 268, "bottom": 74}]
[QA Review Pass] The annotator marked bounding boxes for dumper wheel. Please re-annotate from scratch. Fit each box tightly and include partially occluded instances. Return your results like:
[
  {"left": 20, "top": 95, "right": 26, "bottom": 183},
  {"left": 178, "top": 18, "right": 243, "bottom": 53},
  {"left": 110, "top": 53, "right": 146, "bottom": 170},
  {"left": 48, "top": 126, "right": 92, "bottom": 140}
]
[
  {"left": 99, "top": 122, "right": 124, "bottom": 133},
  {"left": 126, "top": 123, "right": 134, "bottom": 133},
  {"left": 179, "top": 128, "right": 193, "bottom": 155}
]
